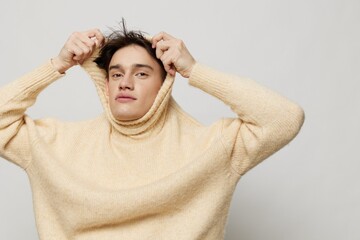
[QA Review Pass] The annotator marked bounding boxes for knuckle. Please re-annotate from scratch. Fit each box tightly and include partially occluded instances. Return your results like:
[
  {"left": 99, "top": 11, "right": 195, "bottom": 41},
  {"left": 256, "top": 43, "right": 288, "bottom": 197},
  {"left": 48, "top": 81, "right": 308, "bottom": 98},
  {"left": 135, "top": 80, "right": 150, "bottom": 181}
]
[
  {"left": 88, "top": 41, "right": 95, "bottom": 47},
  {"left": 93, "top": 28, "right": 101, "bottom": 34},
  {"left": 72, "top": 31, "right": 80, "bottom": 37},
  {"left": 176, "top": 39, "right": 184, "bottom": 46}
]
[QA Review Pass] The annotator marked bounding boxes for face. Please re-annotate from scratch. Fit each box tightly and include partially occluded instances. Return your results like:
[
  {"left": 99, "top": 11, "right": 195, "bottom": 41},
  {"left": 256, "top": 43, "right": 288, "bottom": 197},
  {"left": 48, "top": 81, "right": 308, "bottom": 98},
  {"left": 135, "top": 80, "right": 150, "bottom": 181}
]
[{"left": 105, "top": 45, "right": 164, "bottom": 121}]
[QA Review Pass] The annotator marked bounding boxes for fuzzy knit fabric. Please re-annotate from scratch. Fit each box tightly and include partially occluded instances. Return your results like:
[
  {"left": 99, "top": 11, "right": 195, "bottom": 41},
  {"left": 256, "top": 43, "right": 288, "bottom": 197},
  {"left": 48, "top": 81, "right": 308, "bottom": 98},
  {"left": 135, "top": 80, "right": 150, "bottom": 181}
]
[{"left": 0, "top": 49, "right": 304, "bottom": 239}]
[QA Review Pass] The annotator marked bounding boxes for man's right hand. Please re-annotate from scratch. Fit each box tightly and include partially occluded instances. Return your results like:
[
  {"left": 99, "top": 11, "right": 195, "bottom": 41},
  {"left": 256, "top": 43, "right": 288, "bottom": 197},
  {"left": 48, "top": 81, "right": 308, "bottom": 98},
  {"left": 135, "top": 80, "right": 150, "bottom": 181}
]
[{"left": 51, "top": 29, "right": 105, "bottom": 74}]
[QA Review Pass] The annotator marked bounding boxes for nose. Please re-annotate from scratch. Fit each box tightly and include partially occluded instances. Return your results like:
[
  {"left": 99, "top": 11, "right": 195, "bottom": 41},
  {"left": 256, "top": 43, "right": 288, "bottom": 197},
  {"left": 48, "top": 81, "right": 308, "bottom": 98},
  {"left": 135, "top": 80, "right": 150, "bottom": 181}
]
[{"left": 118, "top": 74, "right": 134, "bottom": 90}]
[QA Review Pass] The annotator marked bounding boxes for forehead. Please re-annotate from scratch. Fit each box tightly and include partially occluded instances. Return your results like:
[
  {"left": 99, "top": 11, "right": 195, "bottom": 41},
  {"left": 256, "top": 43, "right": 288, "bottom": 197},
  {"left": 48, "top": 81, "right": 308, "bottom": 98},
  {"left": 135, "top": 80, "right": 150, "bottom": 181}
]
[{"left": 110, "top": 45, "right": 156, "bottom": 66}]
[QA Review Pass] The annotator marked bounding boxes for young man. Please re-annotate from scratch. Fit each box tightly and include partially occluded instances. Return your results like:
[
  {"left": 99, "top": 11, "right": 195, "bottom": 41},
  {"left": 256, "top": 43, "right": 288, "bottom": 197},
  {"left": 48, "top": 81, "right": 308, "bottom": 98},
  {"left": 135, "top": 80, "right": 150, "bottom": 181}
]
[{"left": 0, "top": 25, "right": 304, "bottom": 239}]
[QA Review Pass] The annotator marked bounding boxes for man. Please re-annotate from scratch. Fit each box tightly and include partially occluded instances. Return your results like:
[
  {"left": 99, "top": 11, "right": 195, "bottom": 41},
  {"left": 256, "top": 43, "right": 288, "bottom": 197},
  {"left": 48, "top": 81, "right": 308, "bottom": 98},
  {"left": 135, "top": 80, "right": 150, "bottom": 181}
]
[{"left": 0, "top": 23, "right": 304, "bottom": 239}]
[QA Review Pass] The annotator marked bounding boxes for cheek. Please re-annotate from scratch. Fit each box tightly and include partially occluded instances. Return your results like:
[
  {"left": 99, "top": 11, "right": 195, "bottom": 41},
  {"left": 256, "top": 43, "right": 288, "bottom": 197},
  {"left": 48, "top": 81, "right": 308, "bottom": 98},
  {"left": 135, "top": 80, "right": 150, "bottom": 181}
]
[
  {"left": 147, "top": 82, "right": 162, "bottom": 100},
  {"left": 107, "top": 82, "right": 118, "bottom": 98},
  {"left": 140, "top": 82, "right": 161, "bottom": 109}
]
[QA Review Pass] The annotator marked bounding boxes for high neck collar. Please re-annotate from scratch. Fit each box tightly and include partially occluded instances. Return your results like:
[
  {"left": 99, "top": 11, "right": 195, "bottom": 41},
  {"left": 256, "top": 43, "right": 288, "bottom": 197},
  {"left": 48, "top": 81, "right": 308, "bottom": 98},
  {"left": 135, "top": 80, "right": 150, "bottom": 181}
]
[{"left": 81, "top": 49, "right": 174, "bottom": 136}]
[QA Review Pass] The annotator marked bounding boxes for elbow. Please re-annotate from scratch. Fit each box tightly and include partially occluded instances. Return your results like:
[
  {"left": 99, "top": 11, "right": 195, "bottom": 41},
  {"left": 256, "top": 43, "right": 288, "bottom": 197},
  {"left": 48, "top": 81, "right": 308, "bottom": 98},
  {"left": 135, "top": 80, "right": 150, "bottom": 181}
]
[
  {"left": 294, "top": 104, "right": 305, "bottom": 131},
  {"left": 286, "top": 103, "right": 305, "bottom": 140}
]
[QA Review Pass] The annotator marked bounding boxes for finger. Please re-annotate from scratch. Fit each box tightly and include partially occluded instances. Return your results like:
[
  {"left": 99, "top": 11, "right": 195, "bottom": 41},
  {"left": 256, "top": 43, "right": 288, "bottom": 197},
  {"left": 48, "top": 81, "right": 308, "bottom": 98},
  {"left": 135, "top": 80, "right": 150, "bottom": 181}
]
[
  {"left": 152, "top": 31, "right": 175, "bottom": 48},
  {"left": 74, "top": 39, "right": 92, "bottom": 56},
  {"left": 68, "top": 43, "right": 88, "bottom": 62},
  {"left": 63, "top": 42, "right": 78, "bottom": 59},
  {"left": 163, "top": 62, "right": 175, "bottom": 76},
  {"left": 156, "top": 39, "right": 185, "bottom": 75},
  {"left": 160, "top": 51, "right": 177, "bottom": 76},
  {"left": 76, "top": 32, "right": 97, "bottom": 50},
  {"left": 87, "top": 28, "right": 105, "bottom": 47},
  {"left": 83, "top": 38, "right": 97, "bottom": 55},
  {"left": 156, "top": 39, "right": 173, "bottom": 50},
  {"left": 71, "top": 34, "right": 98, "bottom": 62},
  {"left": 153, "top": 31, "right": 175, "bottom": 42},
  {"left": 155, "top": 41, "right": 170, "bottom": 59},
  {"left": 73, "top": 29, "right": 102, "bottom": 49}
]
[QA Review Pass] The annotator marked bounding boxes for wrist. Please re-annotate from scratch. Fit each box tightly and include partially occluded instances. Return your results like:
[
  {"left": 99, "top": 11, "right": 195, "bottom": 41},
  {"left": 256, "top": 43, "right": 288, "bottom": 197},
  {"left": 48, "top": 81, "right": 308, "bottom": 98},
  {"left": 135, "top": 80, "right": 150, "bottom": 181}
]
[
  {"left": 51, "top": 57, "right": 68, "bottom": 74},
  {"left": 184, "top": 61, "right": 196, "bottom": 78}
]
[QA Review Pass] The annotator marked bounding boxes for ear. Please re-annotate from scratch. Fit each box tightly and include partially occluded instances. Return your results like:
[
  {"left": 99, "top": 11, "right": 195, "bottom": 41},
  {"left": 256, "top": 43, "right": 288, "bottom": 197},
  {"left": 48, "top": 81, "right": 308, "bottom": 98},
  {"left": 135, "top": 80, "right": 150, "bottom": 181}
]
[{"left": 105, "top": 78, "right": 109, "bottom": 96}]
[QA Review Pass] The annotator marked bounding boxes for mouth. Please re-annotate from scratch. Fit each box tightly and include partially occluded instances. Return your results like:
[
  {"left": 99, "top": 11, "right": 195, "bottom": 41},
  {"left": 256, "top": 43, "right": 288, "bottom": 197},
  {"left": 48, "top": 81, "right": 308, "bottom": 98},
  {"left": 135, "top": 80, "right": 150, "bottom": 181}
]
[{"left": 115, "top": 94, "right": 137, "bottom": 103}]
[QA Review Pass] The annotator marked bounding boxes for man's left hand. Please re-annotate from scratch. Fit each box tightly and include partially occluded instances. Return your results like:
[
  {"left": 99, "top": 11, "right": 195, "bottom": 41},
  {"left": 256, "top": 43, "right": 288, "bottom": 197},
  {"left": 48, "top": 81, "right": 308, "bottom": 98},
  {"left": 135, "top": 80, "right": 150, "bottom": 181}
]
[{"left": 152, "top": 32, "right": 196, "bottom": 78}]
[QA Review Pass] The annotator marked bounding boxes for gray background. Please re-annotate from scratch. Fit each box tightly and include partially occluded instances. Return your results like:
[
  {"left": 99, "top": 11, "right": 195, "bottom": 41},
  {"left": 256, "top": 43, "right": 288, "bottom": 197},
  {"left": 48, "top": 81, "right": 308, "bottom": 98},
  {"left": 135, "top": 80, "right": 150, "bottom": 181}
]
[{"left": 0, "top": 0, "right": 359, "bottom": 239}]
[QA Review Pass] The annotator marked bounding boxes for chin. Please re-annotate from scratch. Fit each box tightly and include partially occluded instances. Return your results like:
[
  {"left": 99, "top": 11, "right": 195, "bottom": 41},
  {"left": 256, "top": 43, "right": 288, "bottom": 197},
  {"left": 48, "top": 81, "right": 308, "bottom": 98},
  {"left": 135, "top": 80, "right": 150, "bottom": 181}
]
[
  {"left": 114, "top": 113, "right": 142, "bottom": 121},
  {"left": 111, "top": 107, "right": 149, "bottom": 121},
  {"left": 115, "top": 116, "right": 137, "bottom": 121}
]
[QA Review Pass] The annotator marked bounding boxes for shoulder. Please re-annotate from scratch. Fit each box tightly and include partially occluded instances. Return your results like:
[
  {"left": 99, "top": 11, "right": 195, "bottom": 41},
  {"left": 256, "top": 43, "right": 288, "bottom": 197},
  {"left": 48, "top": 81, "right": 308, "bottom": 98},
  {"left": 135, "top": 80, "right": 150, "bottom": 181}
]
[
  {"left": 29, "top": 114, "right": 109, "bottom": 141},
  {"left": 168, "top": 99, "right": 202, "bottom": 127},
  {"left": 167, "top": 98, "right": 226, "bottom": 137}
]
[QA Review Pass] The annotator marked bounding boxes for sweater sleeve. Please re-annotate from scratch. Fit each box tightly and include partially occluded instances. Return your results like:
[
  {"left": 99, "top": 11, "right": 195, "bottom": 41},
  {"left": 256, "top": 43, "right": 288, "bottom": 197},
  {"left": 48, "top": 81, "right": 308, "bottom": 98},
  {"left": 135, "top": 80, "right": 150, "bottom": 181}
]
[
  {"left": 188, "top": 63, "right": 305, "bottom": 175},
  {"left": 0, "top": 61, "right": 63, "bottom": 168}
]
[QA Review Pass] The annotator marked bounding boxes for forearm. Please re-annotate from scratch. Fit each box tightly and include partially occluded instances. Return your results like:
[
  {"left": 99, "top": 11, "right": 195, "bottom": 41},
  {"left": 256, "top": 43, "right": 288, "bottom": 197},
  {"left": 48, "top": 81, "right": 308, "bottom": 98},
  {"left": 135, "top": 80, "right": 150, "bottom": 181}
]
[
  {"left": 0, "top": 61, "right": 62, "bottom": 126},
  {"left": 0, "top": 61, "right": 63, "bottom": 167},
  {"left": 188, "top": 63, "right": 304, "bottom": 129},
  {"left": 188, "top": 63, "right": 305, "bottom": 174}
]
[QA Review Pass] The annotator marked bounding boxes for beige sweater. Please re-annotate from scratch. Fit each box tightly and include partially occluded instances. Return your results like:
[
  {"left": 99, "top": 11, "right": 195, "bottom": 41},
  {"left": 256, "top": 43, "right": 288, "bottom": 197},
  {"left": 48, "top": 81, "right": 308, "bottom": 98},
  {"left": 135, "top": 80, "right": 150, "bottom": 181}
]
[{"left": 0, "top": 51, "right": 304, "bottom": 239}]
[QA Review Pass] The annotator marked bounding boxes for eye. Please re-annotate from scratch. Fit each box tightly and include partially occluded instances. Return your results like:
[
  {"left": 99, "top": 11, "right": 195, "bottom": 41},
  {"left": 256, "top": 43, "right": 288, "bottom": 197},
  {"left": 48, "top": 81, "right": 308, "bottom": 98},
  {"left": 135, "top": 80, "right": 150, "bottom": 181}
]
[
  {"left": 111, "top": 73, "right": 123, "bottom": 79},
  {"left": 136, "top": 72, "right": 148, "bottom": 78}
]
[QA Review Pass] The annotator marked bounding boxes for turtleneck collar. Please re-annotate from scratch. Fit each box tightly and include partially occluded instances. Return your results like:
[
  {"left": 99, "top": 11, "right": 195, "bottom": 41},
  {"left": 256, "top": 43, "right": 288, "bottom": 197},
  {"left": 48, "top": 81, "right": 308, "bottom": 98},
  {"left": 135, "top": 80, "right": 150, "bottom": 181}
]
[{"left": 81, "top": 49, "right": 174, "bottom": 136}]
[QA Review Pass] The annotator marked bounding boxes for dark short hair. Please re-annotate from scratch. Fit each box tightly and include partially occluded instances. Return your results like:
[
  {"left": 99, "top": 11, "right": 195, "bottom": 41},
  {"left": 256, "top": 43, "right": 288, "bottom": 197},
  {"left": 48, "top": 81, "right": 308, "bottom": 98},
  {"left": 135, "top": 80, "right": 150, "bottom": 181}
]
[{"left": 94, "top": 20, "right": 166, "bottom": 80}]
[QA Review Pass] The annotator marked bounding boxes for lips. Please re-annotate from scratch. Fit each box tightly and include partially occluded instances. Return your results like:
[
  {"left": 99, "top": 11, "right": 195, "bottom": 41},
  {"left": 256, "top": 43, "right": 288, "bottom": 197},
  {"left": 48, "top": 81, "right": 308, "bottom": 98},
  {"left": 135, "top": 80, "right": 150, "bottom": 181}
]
[{"left": 115, "top": 93, "right": 137, "bottom": 102}]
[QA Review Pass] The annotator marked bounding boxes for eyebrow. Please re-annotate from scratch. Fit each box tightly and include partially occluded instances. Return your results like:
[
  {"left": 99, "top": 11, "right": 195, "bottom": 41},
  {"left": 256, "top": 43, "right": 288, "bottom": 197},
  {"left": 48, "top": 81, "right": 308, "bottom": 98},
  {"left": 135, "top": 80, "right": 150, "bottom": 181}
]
[{"left": 108, "top": 63, "right": 154, "bottom": 71}]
